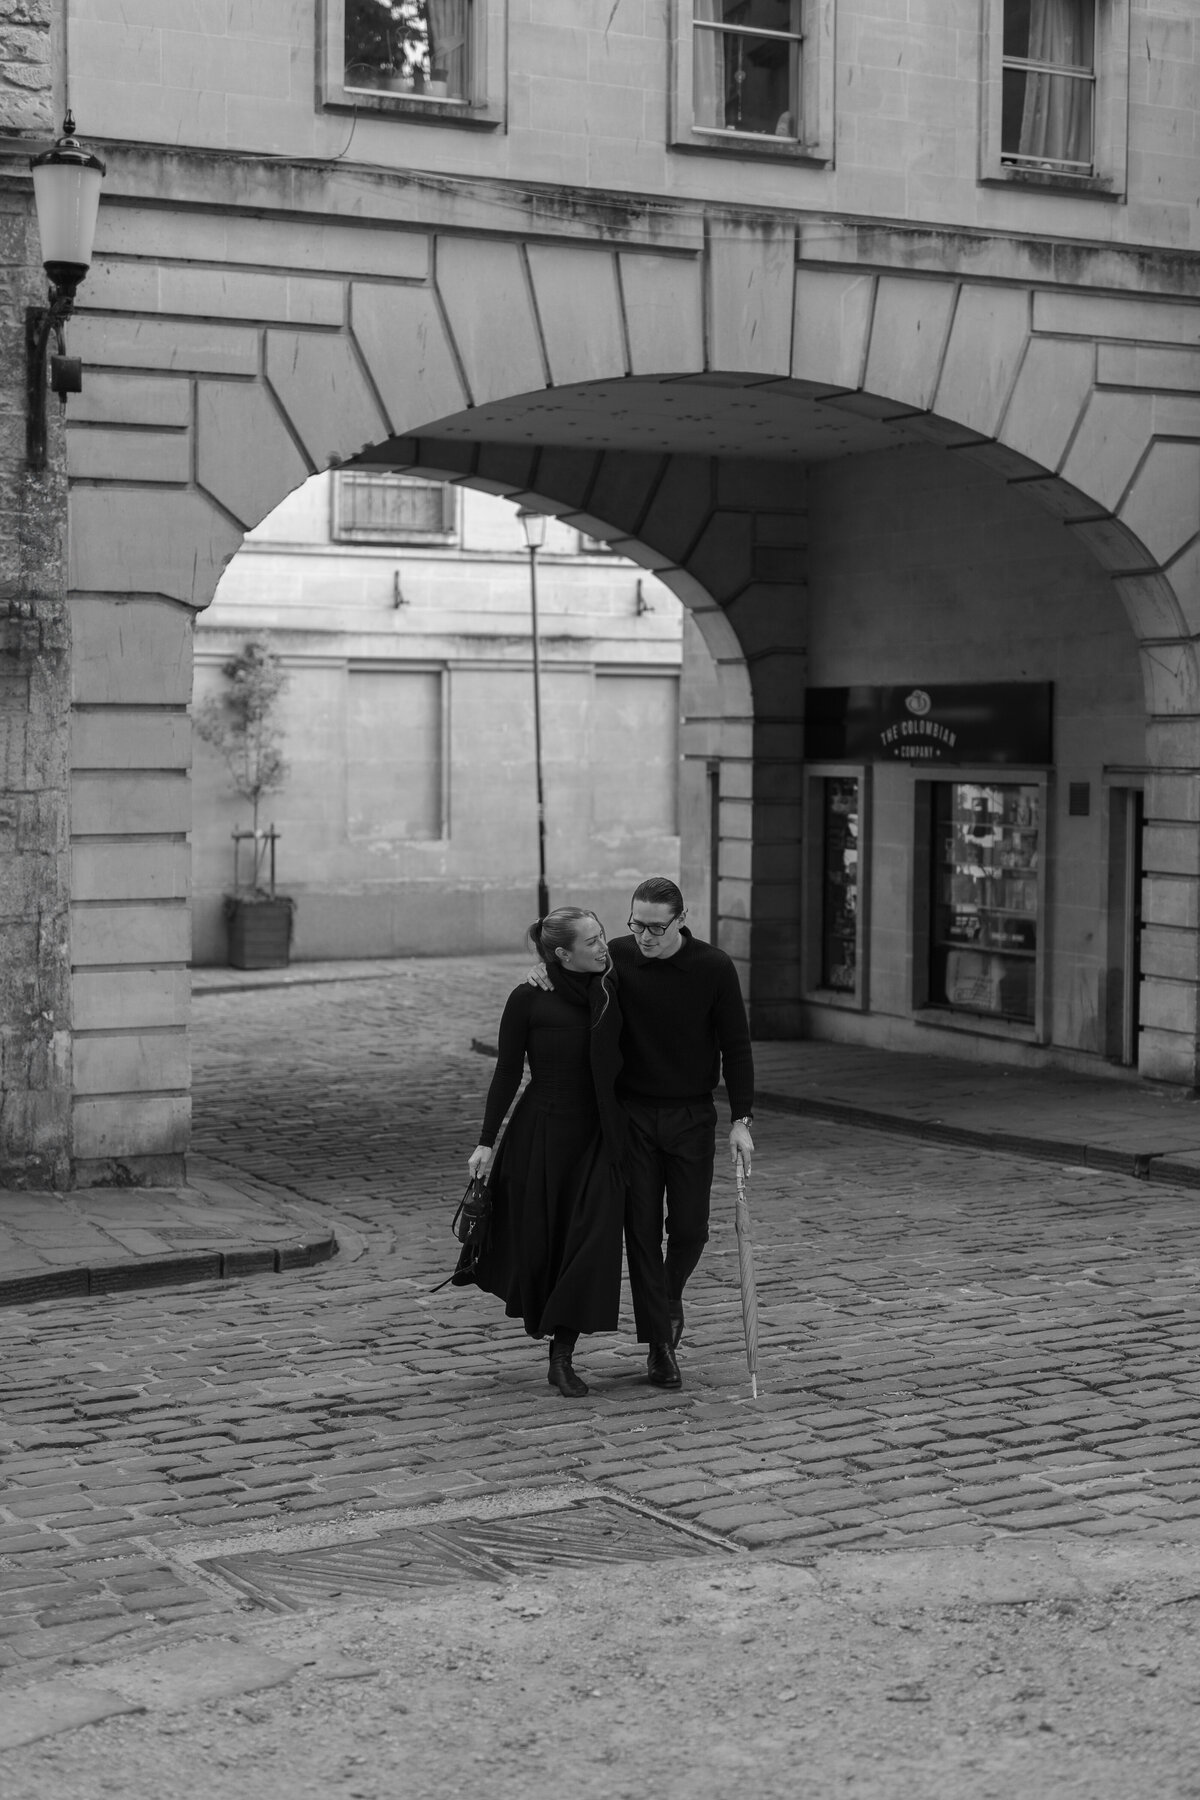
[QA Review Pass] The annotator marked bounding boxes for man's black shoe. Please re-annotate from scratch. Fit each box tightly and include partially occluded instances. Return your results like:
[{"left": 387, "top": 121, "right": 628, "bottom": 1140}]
[
  {"left": 669, "top": 1300, "right": 684, "bottom": 1349},
  {"left": 647, "top": 1342, "right": 682, "bottom": 1388}
]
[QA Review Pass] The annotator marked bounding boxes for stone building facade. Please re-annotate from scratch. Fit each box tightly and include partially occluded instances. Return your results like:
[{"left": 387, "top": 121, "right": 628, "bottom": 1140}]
[
  {"left": 2, "top": 1, "right": 1200, "bottom": 1183},
  {"left": 194, "top": 474, "right": 684, "bottom": 962}
]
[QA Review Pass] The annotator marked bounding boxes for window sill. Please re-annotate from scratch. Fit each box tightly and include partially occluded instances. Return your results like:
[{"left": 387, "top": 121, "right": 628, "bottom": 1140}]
[
  {"left": 671, "top": 129, "right": 831, "bottom": 166},
  {"left": 914, "top": 1006, "right": 1040, "bottom": 1045},
  {"left": 980, "top": 166, "right": 1121, "bottom": 200},
  {"left": 322, "top": 89, "right": 502, "bottom": 129}
]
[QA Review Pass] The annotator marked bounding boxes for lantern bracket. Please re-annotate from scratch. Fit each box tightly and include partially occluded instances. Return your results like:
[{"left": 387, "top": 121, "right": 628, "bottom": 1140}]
[{"left": 26, "top": 289, "right": 78, "bottom": 472}]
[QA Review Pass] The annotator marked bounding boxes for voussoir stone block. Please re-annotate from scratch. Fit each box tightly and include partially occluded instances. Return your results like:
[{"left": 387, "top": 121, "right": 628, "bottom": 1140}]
[
  {"left": 1137, "top": 640, "right": 1200, "bottom": 718},
  {"left": 864, "top": 276, "right": 957, "bottom": 413},
  {"left": 266, "top": 329, "right": 389, "bottom": 469},
  {"left": 1000, "top": 338, "right": 1093, "bottom": 475},
  {"left": 69, "top": 488, "right": 241, "bottom": 611},
  {"left": 1119, "top": 441, "right": 1200, "bottom": 568},
  {"left": 619, "top": 252, "right": 704, "bottom": 377},
  {"left": 527, "top": 245, "right": 626, "bottom": 387},
  {"left": 1060, "top": 390, "right": 1154, "bottom": 513},
  {"left": 197, "top": 379, "right": 311, "bottom": 530},
  {"left": 436, "top": 237, "right": 545, "bottom": 405},
  {"left": 934, "top": 285, "right": 1029, "bottom": 440},
  {"left": 792, "top": 268, "right": 873, "bottom": 392},
  {"left": 707, "top": 222, "right": 795, "bottom": 377},
  {"left": 351, "top": 282, "right": 468, "bottom": 437}
]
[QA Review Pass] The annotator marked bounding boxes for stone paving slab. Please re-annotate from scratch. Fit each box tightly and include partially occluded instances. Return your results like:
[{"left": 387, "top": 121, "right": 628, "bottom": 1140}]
[
  {"left": 3, "top": 958, "right": 1200, "bottom": 1689},
  {"left": 0, "top": 1171, "right": 340, "bottom": 1309}
]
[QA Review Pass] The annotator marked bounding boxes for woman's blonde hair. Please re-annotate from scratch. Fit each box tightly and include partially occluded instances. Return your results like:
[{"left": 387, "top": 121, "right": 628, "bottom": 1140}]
[{"left": 529, "top": 908, "right": 613, "bottom": 1023}]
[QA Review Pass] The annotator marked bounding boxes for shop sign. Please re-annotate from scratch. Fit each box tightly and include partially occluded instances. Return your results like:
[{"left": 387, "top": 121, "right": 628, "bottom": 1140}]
[{"left": 804, "top": 683, "right": 1053, "bottom": 766}]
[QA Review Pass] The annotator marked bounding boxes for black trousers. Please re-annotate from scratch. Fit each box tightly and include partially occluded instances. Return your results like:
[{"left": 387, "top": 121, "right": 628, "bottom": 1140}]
[{"left": 622, "top": 1097, "right": 717, "bottom": 1343}]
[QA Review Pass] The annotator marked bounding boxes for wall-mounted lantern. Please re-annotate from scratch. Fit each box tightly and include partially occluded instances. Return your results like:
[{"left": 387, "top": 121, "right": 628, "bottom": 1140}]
[{"left": 27, "top": 114, "right": 106, "bottom": 471}]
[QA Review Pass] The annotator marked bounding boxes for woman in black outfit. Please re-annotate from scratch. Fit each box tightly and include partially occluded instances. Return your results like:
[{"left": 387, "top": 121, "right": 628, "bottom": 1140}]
[{"left": 456, "top": 908, "right": 627, "bottom": 1398}]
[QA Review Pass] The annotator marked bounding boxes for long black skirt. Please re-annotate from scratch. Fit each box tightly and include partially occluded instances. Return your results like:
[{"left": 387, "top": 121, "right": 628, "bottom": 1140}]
[{"left": 453, "top": 1091, "right": 625, "bottom": 1337}]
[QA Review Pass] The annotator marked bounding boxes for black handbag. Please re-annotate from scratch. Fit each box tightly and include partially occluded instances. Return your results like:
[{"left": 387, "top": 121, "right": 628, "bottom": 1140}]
[{"left": 451, "top": 1175, "right": 493, "bottom": 1252}]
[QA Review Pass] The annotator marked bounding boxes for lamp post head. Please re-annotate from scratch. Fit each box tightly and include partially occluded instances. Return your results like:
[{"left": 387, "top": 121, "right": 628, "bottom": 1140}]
[
  {"left": 30, "top": 114, "right": 107, "bottom": 299},
  {"left": 518, "top": 508, "right": 548, "bottom": 551}
]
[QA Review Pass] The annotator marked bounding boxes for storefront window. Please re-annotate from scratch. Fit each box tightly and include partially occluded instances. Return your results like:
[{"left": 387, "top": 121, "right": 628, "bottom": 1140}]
[
  {"left": 931, "top": 782, "right": 1040, "bottom": 1023},
  {"left": 821, "top": 776, "right": 859, "bottom": 992}
]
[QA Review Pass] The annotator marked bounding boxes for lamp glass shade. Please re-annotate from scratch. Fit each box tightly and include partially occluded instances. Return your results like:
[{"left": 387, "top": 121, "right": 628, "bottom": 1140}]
[
  {"left": 519, "top": 509, "right": 548, "bottom": 550},
  {"left": 31, "top": 158, "right": 104, "bottom": 288}
]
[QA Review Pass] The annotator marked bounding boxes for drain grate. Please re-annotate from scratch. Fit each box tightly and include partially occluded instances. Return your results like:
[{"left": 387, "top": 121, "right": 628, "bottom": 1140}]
[{"left": 199, "top": 1496, "right": 721, "bottom": 1612}]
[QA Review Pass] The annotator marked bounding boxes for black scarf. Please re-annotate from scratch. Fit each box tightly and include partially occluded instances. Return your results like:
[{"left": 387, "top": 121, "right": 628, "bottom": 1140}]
[{"left": 549, "top": 964, "right": 627, "bottom": 1168}]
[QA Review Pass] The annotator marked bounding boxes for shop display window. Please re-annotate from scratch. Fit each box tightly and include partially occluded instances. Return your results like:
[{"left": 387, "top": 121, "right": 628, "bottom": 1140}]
[
  {"left": 931, "top": 782, "right": 1040, "bottom": 1023},
  {"left": 821, "top": 776, "right": 859, "bottom": 993}
]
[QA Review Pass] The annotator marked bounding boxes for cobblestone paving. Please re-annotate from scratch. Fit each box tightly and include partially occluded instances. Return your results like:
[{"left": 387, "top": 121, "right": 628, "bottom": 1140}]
[{"left": 3, "top": 957, "right": 1200, "bottom": 1681}]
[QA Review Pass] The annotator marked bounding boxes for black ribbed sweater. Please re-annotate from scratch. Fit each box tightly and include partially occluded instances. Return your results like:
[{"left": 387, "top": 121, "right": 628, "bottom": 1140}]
[{"left": 608, "top": 930, "right": 754, "bottom": 1120}]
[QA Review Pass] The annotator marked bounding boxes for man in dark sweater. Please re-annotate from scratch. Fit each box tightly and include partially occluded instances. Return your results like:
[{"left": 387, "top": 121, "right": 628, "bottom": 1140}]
[{"left": 611, "top": 876, "right": 755, "bottom": 1390}]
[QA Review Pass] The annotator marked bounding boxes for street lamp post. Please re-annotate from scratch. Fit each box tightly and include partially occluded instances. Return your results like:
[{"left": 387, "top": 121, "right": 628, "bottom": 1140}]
[{"left": 518, "top": 509, "right": 551, "bottom": 922}]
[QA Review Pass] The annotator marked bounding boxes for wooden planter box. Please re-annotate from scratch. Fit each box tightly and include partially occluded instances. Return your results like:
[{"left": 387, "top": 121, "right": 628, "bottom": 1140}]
[{"left": 227, "top": 896, "right": 294, "bottom": 970}]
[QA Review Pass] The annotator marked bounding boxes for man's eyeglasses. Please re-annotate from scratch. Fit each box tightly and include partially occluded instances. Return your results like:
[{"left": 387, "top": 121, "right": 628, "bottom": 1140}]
[{"left": 628, "top": 915, "right": 682, "bottom": 938}]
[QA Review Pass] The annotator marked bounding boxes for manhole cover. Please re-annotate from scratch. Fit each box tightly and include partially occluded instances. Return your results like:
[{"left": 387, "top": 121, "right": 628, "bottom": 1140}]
[{"left": 199, "top": 1496, "right": 723, "bottom": 1612}]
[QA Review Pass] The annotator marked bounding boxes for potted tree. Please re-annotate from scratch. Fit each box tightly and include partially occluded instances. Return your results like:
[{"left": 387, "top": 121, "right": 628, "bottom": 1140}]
[{"left": 194, "top": 636, "right": 296, "bottom": 969}]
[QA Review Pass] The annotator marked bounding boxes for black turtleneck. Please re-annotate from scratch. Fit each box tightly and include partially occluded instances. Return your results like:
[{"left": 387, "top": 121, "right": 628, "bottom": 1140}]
[{"left": 608, "top": 929, "right": 754, "bottom": 1119}]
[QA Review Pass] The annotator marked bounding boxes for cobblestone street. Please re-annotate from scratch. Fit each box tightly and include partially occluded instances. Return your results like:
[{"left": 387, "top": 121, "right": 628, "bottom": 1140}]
[{"left": 5, "top": 960, "right": 1200, "bottom": 1794}]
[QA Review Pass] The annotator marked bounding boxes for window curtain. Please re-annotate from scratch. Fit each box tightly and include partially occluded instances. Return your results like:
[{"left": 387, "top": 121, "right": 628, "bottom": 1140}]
[
  {"left": 693, "top": 0, "right": 726, "bottom": 129},
  {"left": 1018, "top": 0, "right": 1093, "bottom": 164},
  {"left": 427, "top": 0, "right": 468, "bottom": 95}
]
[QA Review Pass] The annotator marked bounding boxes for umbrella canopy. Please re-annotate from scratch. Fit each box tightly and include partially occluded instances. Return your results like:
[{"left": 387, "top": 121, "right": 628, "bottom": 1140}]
[{"left": 734, "top": 1165, "right": 759, "bottom": 1398}]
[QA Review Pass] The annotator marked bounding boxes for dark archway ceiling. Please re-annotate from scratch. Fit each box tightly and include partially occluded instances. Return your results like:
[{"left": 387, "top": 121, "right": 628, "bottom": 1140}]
[{"left": 417, "top": 375, "right": 934, "bottom": 462}]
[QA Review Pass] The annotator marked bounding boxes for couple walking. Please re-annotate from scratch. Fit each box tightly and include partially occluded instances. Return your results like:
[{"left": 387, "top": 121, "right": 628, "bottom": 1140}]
[{"left": 455, "top": 877, "right": 755, "bottom": 1397}]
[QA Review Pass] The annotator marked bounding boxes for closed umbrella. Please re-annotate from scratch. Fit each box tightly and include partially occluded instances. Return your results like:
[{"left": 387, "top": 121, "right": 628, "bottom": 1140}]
[{"left": 734, "top": 1163, "right": 760, "bottom": 1398}]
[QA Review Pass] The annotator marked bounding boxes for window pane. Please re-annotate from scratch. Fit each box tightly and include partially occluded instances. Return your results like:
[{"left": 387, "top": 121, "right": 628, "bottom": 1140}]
[
  {"left": 1003, "top": 0, "right": 1094, "bottom": 70},
  {"left": 1001, "top": 67, "right": 1093, "bottom": 166},
  {"left": 930, "top": 782, "right": 1040, "bottom": 1024},
  {"left": 704, "top": 0, "right": 798, "bottom": 28},
  {"left": 821, "top": 777, "right": 859, "bottom": 993},
  {"left": 694, "top": 28, "right": 799, "bottom": 136},
  {"left": 345, "top": 0, "right": 469, "bottom": 99}
]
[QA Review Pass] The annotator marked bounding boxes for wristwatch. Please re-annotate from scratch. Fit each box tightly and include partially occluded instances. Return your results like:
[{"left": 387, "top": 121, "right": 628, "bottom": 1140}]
[{"left": 733, "top": 1115, "right": 754, "bottom": 1128}]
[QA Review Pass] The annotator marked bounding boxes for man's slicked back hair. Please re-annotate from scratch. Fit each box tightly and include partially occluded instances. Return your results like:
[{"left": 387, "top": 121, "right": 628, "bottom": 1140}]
[{"left": 630, "top": 876, "right": 684, "bottom": 916}]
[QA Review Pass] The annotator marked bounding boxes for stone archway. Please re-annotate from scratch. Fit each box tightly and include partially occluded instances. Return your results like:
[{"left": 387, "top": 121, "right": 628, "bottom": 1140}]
[{"left": 55, "top": 201, "right": 1200, "bottom": 1177}]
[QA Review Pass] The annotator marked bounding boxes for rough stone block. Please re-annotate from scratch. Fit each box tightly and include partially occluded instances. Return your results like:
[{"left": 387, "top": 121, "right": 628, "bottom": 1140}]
[
  {"left": 350, "top": 281, "right": 468, "bottom": 438},
  {"left": 619, "top": 252, "right": 704, "bottom": 377},
  {"left": 528, "top": 244, "right": 625, "bottom": 387},
  {"left": 436, "top": 238, "right": 545, "bottom": 406}
]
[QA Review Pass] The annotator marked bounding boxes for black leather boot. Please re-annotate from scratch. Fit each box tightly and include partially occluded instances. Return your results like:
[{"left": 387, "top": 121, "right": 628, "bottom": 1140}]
[
  {"left": 548, "top": 1331, "right": 588, "bottom": 1398},
  {"left": 647, "top": 1341, "right": 682, "bottom": 1388}
]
